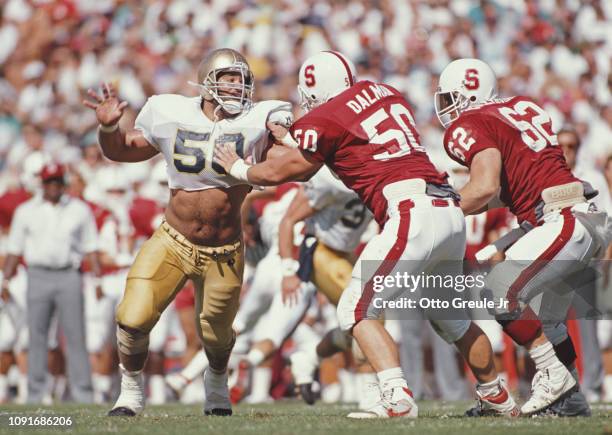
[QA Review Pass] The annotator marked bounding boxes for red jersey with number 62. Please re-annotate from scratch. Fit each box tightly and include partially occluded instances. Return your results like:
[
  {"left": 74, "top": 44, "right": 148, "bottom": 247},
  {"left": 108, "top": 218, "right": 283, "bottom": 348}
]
[
  {"left": 443, "top": 96, "right": 578, "bottom": 225},
  {"left": 290, "top": 80, "right": 448, "bottom": 226}
]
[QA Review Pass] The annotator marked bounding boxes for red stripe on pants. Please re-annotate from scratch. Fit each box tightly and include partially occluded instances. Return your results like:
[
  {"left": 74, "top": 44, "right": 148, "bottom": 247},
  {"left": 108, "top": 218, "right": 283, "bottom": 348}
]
[
  {"left": 354, "top": 199, "right": 413, "bottom": 323},
  {"left": 506, "top": 209, "right": 575, "bottom": 312}
]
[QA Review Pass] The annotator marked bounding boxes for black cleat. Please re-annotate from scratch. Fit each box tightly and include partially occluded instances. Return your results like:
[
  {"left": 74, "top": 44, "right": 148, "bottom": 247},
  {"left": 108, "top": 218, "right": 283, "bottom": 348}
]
[
  {"left": 533, "top": 387, "right": 591, "bottom": 417},
  {"left": 204, "top": 408, "right": 233, "bottom": 416},
  {"left": 298, "top": 383, "right": 316, "bottom": 405},
  {"left": 108, "top": 407, "right": 137, "bottom": 417}
]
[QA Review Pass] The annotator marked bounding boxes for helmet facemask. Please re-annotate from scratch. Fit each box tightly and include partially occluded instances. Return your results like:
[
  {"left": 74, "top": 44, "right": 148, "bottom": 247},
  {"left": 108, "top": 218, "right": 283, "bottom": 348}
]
[
  {"left": 192, "top": 62, "right": 254, "bottom": 116},
  {"left": 434, "top": 89, "right": 470, "bottom": 128},
  {"left": 297, "top": 85, "right": 322, "bottom": 112}
]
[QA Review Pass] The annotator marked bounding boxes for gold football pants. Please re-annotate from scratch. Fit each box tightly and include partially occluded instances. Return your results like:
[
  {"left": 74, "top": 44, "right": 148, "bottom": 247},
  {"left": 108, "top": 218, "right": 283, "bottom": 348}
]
[
  {"left": 115, "top": 221, "right": 243, "bottom": 369},
  {"left": 311, "top": 242, "right": 354, "bottom": 306}
]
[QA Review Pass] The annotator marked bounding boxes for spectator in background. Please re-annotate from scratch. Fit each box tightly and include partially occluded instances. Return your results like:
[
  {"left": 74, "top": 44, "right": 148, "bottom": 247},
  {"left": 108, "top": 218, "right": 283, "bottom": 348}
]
[{"left": 1, "top": 163, "right": 101, "bottom": 403}]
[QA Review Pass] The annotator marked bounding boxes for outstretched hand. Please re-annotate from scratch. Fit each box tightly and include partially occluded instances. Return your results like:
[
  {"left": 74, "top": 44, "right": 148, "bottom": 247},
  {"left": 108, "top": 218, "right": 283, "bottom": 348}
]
[
  {"left": 83, "top": 82, "right": 128, "bottom": 127},
  {"left": 214, "top": 143, "right": 241, "bottom": 174}
]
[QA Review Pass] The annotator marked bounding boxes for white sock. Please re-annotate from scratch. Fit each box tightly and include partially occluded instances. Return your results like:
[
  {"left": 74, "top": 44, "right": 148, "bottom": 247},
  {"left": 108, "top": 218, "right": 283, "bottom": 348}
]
[
  {"left": 529, "top": 341, "right": 558, "bottom": 371},
  {"left": 148, "top": 374, "right": 166, "bottom": 404},
  {"left": 604, "top": 374, "right": 612, "bottom": 402},
  {"left": 0, "top": 375, "right": 7, "bottom": 402},
  {"left": 53, "top": 375, "right": 67, "bottom": 401},
  {"left": 356, "top": 372, "right": 379, "bottom": 410},
  {"left": 93, "top": 373, "right": 112, "bottom": 403},
  {"left": 249, "top": 367, "right": 272, "bottom": 400},
  {"left": 246, "top": 349, "right": 266, "bottom": 367},
  {"left": 477, "top": 376, "right": 502, "bottom": 397},
  {"left": 377, "top": 367, "right": 407, "bottom": 391},
  {"left": 120, "top": 363, "right": 143, "bottom": 377},
  {"left": 337, "top": 369, "right": 356, "bottom": 403},
  {"left": 17, "top": 373, "right": 27, "bottom": 404},
  {"left": 181, "top": 350, "right": 209, "bottom": 382}
]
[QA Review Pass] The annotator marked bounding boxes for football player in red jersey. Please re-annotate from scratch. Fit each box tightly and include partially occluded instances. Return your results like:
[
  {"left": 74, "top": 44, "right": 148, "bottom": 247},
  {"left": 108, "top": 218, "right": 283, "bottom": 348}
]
[
  {"left": 434, "top": 58, "right": 611, "bottom": 416},
  {"left": 215, "top": 51, "right": 518, "bottom": 418}
]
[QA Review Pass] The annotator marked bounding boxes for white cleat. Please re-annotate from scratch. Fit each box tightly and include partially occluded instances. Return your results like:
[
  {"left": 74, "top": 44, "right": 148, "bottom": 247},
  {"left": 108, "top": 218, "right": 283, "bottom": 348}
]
[
  {"left": 165, "top": 372, "right": 189, "bottom": 398},
  {"left": 466, "top": 379, "right": 520, "bottom": 417},
  {"left": 347, "top": 387, "right": 418, "bottom": 419},
  {"left": 521, "top": 361, "right": 577, "bottom": 415},
  {"left": 108, "top": 365, "right": 145, "bottom": 417},
  {"left": 204, "top": 369, "right": 232, "bottom": 416}
]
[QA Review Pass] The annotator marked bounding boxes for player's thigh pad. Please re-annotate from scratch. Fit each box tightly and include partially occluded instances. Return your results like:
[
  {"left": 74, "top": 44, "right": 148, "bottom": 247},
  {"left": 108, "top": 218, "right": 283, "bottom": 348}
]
[
  {"left": 195, "top": 245, "right": 244, "bottom": 358},
  {"left": 337, "top": 203, "right": 424, "bottom": 332},
  {"left": 485, "top": 211, "right": 595, "bottom": 318},
  {"left": 116, "top": 227, "right": 189, "bottom": 332}
]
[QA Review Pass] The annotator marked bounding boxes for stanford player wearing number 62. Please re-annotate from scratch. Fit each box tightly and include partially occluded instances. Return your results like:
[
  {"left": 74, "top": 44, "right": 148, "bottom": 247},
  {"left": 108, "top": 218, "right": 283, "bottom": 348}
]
[
  {"left": 214, "top": 50, "right": 519, "bottom": 419},
  {"left": 435, "top": 58, "right": 612, "bottom": 416}
]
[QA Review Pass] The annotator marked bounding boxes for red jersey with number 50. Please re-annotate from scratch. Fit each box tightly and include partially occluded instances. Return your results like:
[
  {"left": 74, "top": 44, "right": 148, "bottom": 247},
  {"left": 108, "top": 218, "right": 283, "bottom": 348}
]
[
  {"left": 443, "top": 96, "right": 578, "bottom": 225},
  {"left": 290, "top": 80, "right": 447, "bottom": 226}
]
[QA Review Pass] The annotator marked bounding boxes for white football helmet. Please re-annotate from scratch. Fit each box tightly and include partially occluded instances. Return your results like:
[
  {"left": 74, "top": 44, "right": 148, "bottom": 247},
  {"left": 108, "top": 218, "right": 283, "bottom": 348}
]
[
  {"left": 298, "top": 51, "right": 357, "bottom": 111},
  {"left": 435, "top": 58, "right": 497, "bottom": 128}
]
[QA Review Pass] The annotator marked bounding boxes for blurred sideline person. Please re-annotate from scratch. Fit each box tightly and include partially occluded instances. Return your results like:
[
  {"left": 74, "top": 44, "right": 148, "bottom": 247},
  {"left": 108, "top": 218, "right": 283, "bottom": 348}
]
[
  {"left": 435, "top": 58, "right": 611, "bottom": 415},
  {"left": 2, "top": 163, "right": 102, "bottom": 403},
  {"left": 215, "top": 50, "right": 518, "bottom": 418},
  {"left": 82, "top": 48, "right": 293, "bottom": 416}
]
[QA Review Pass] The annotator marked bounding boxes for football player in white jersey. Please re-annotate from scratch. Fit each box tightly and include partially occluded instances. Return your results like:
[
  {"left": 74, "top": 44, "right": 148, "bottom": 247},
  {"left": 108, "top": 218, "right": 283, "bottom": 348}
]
[
  {"left": 274, "top": 167, "right": 379, "bottom": 411},
  {"left": 83, "top": 48, "right": 293, "bottom": 417},
  {"left": 218, "top": 167, "right": 375, "bottom": 405}
]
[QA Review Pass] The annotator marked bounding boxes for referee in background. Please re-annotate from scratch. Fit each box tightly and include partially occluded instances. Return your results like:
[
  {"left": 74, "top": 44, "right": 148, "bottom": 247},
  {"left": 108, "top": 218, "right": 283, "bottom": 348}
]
[{"left": 1, "top": 163, "right": 102, "bottom": 403}]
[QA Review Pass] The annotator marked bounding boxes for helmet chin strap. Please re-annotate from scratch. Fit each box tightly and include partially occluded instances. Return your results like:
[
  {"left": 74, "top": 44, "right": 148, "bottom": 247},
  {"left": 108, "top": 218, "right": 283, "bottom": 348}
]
[{"left": 188, "top": 80, "right": 245, "bottom": 116}]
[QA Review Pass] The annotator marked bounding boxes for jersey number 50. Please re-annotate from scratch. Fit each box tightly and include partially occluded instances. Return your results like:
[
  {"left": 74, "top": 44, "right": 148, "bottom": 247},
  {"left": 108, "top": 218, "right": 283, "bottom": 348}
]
[
  {"left": 361, "top": 103, "right": 425, "bottom": 160},
  {"left": 173, "top": 130, "right": 245, "bottom": 175}
]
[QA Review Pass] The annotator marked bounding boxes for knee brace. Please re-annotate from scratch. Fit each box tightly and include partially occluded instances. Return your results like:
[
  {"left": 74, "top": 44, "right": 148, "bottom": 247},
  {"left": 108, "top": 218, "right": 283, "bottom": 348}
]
[
  {"left": 116, "top": 325, "right": 149, "bottom": 355},
  {"left": 497, "top": 307, "right": 542, "bottom": 346}
]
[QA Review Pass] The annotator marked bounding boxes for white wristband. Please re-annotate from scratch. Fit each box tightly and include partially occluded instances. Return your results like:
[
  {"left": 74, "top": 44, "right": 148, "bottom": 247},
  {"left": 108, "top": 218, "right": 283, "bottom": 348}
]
[
  {"left": 280, "top": 132, "right": 299, "bottom": 148},
  {"left": 281, "top": 258, "right": 299, "bottom": 277},
  {"left": 91, "top": 277, "right": 102, "bottom": 287},
  {"left": 229, "top": 159, "right": 251, "bottom": 182},
  {"left": 98, "top": 123, "right": 119, "bottom": 133}
]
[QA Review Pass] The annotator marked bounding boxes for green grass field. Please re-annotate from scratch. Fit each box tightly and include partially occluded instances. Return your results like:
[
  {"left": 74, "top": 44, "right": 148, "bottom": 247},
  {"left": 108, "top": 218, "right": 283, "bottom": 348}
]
[{"left": 0, "top": 401, "right": 610, "bottom": 435}]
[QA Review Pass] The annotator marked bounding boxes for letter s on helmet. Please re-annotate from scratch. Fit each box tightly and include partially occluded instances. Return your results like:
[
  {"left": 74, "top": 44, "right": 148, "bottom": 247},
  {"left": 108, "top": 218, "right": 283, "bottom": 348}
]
[
  {"left": 298, "top": 51, "right": 357, "bottom": 111},
  {"left": 435, "top": 58, "right": 497, "bottom": 128}
]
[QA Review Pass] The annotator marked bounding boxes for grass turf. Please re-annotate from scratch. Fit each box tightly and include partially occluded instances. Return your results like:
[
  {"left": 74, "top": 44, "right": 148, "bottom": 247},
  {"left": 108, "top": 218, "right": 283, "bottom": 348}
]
[{"left": 0, "top": 401, "right": 610, "bottom": 435}]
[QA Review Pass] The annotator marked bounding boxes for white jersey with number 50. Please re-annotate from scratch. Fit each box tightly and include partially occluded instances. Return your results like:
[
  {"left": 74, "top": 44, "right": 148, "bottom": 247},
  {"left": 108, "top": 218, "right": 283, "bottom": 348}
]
[
  {"left": 134, "top": 94, "right": 292, "bottom": 190},
  {"left": 305, "top": 167, "right": 373, "bottom": 253}
]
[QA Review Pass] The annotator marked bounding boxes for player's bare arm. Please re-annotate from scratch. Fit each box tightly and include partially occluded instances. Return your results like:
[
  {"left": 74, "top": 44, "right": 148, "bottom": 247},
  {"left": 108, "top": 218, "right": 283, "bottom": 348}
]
[
  {"left": 459, "top": 148, "right": 502, "bottom": 215},
  {"left": 214, "top": 145, "right": 322, "bottom": 186},
  {"left": 82, "top": 82, "right": 159, "bottom": 163},
  {"left": 278, "top": 187, "right": 318, "bottom": 306}
]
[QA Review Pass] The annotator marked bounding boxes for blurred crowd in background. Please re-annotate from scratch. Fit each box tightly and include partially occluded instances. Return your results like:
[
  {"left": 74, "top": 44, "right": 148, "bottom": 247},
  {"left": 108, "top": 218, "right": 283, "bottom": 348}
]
[{"left": 0, "top": 0, "right": 611, "bottom": 405}]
